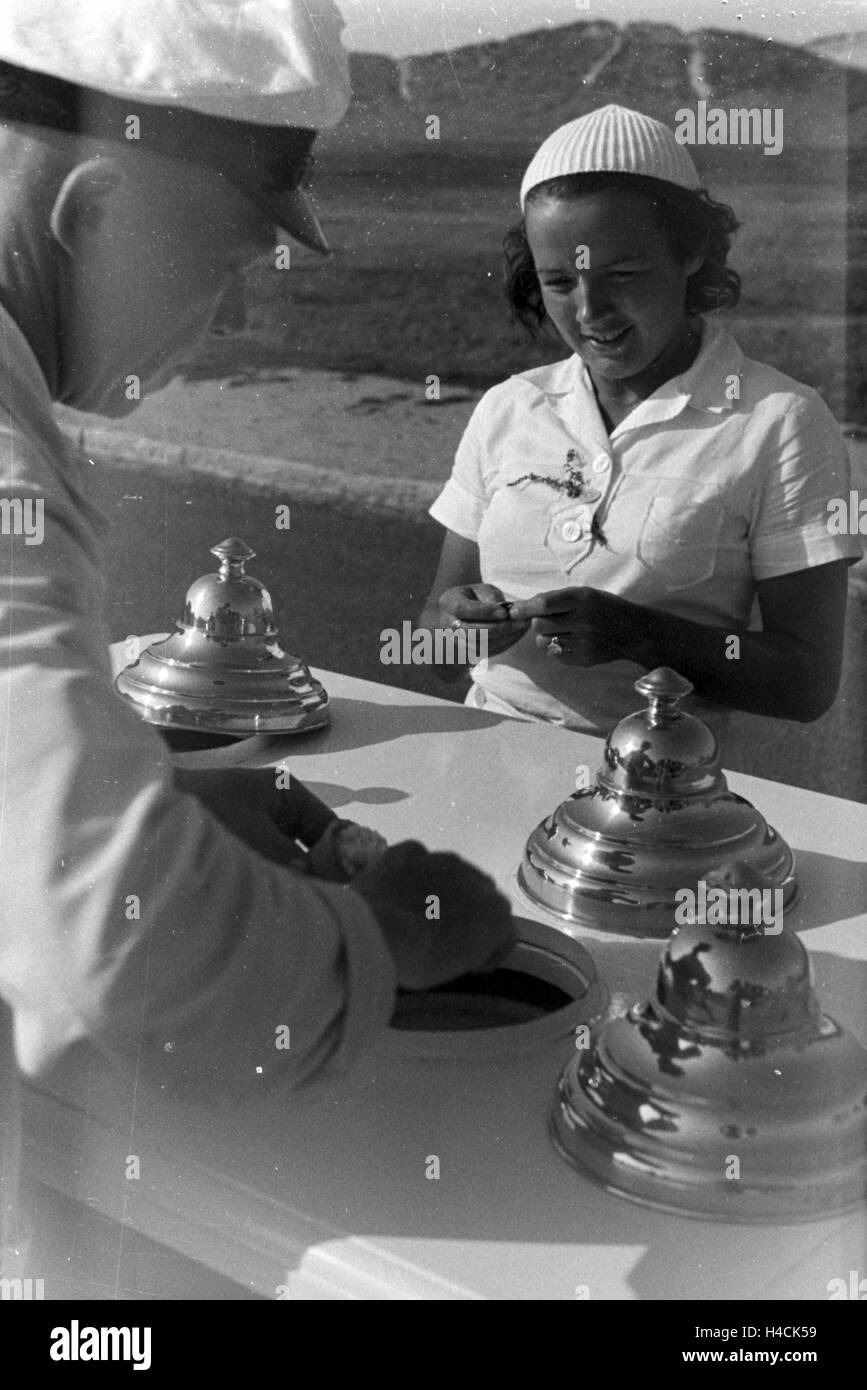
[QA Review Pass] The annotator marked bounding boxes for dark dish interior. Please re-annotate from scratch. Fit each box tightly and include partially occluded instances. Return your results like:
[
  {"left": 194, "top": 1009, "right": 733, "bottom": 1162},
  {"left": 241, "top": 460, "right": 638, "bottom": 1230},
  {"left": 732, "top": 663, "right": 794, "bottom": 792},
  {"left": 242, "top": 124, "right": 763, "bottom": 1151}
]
[{"left": 391, "top": 967, "right": 574, "bottom": 1031}]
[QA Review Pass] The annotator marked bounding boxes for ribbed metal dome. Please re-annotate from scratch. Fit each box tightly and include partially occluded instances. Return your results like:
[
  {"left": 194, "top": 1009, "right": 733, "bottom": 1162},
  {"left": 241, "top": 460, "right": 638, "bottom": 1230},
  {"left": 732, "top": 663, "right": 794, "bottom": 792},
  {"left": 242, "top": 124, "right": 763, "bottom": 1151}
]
[
  {"left": 517, "top": 668, "right": 797, "bottom": 936},
  {"left": 115, "top": 537, "right": 329, "bottom": 736},
  {"left": 551, "top": 889, "right": 867, "bottom": 1222}
]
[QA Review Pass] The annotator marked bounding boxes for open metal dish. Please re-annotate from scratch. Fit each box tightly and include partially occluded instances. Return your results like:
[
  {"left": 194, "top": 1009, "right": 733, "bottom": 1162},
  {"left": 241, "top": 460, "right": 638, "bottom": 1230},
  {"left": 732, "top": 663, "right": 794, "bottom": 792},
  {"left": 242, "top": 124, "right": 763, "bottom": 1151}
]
[{"left": 383, "top": 919, "right": 607, "bottom": 1059}]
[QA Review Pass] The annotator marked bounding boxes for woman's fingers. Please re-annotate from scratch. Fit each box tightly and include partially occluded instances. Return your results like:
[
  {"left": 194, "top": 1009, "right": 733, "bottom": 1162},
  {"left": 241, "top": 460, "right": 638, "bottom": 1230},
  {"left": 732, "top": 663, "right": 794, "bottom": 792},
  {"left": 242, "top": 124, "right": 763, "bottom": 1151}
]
[
  {"left": 531, "top": 616, "right": 584, "bottom": 636},
  {"left": 439, "top": 584, "right": 510, "bottom": 622},
  {"left": 532, "top": 621, "right": 615, "bottom": 666},
  {"left": 483, "top": 620, "right": 531, "bottom": 654},
  {"left": 472, "top": 584, "right": 510, "bottom": 606},
  {"left": 509, "top": 587, "right": 584, "bottom": 621},
  {"left": 534, "top": 627, "right": 591, "bottom": 650}
]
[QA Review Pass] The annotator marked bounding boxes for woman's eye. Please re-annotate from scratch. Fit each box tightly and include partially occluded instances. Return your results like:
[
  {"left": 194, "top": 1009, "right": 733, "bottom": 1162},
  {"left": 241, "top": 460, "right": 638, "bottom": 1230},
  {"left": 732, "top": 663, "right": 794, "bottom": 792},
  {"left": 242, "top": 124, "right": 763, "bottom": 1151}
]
[
  {"left": 609, "top": 271, "right": 637, "bottom": 281},
  {"left": 541, "top": 279, "right": 573, "bottom": 293}
]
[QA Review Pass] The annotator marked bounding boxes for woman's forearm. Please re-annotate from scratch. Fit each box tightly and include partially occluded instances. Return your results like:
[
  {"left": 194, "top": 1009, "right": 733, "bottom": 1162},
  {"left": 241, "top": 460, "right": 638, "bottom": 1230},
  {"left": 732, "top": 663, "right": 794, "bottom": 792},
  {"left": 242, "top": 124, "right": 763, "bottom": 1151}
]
[{"left": 610, "top": 600, "right": 835, "bottom": 721}]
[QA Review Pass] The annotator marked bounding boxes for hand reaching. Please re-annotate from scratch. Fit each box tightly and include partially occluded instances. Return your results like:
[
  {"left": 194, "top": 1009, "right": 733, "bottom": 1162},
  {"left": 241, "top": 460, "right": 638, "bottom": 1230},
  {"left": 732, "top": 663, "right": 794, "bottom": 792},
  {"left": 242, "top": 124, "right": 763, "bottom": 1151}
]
[{"left": 351, "top": 841, "right": 517, "bottom": 989}]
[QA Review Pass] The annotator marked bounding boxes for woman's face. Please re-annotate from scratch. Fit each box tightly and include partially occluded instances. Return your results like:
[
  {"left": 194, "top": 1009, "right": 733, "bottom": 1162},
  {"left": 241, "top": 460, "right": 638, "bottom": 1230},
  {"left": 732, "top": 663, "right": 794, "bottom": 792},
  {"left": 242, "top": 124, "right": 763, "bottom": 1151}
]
[{"left": 524, "top": 188, "right": 704, "bottom": 393}]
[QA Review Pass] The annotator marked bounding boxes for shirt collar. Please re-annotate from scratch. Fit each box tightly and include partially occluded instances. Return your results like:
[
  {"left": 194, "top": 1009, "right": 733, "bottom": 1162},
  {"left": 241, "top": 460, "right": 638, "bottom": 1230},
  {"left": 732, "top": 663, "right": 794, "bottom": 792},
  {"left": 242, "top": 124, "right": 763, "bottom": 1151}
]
[
  {"left": 656, "top": 315, "right": 744, "bottom": 415},
  {"left": 523, "top": 315, "right": 745, "bottom": 427}
]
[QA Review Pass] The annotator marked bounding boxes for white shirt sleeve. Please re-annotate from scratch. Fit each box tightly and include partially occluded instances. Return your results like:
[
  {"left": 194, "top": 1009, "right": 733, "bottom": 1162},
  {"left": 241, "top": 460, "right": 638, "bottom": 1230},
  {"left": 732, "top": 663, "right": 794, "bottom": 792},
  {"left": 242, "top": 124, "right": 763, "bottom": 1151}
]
[
  {"left": 750, "top": 391, "right": 864, "bottom": 579},
  {"left": 429, "top": 396, "right": 492, "bottom": 541},
  {"left": 0, "top": 347, "right": 396, "bottom": 1104},
  {"left": 2, "top": 587, "right": 398, "bottom": 1102}
]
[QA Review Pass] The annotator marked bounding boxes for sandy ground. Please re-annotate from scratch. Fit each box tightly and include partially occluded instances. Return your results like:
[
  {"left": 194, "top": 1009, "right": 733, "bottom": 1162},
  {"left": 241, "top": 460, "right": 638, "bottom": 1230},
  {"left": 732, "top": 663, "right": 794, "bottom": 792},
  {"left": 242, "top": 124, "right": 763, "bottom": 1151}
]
[
  {"left": 58, "top": 369, "right": 482, "bottom": 489},
  {"left": 59, "top": 362, "right": 867, "bottom": 494}
]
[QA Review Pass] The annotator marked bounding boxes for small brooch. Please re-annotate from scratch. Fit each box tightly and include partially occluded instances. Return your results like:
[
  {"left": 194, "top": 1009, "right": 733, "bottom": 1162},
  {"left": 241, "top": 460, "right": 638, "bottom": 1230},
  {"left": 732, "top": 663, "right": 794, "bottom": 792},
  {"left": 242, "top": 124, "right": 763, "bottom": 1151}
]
[{"left": 508, "top": 448, "right": 608, "bottom": 547}]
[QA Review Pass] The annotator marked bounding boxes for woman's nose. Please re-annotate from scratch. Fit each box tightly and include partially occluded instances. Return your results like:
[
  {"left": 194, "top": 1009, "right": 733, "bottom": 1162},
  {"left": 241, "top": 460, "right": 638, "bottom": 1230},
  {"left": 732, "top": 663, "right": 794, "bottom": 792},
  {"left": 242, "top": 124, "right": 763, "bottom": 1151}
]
[
  {"left": 210, "top": 277, "right": 247, "bottom": 336},
  {"left": 572, "top": 277, "right": 612, "bottom": 326}
]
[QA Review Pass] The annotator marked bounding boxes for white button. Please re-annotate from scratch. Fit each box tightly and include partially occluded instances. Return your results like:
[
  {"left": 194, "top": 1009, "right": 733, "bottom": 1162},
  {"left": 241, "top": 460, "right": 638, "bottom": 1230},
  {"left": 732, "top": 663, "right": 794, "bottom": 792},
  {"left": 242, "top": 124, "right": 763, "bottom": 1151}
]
[
  {"left": 592, "top": 453, "right": 611, "bottom": 473},
  {"left": 562, "top": 520, "right": 583, "bottom": 542}
]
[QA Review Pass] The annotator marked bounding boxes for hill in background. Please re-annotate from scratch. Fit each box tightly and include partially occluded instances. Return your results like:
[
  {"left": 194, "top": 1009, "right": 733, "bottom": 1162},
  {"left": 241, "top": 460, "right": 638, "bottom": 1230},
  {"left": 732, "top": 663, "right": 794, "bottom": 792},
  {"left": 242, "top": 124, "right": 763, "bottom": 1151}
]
[
  {"left": 184, "top": 20, "right": 865, "bottom": 421},
  {"left": 320, "top": 19, "right": 866, "bottom": 182}
]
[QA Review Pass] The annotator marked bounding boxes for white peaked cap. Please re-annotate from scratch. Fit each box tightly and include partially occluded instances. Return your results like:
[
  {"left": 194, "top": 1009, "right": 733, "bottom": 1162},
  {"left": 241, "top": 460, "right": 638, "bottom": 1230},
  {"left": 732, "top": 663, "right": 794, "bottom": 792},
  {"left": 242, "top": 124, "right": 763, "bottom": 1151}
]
[
  {"left": 0, "top": 0, "right": 352, "bottom": 129},
  {"left": 520, "top": 105, "right": 701, "bottom": 209}
]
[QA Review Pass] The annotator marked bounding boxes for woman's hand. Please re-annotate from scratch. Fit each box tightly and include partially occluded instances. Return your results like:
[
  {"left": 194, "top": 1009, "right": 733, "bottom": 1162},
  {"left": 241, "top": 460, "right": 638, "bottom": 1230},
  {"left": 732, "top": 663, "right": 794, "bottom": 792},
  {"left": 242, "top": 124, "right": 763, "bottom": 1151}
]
[
  {"left": 438, "top": 583, "right": 531, "bottom": 658},
  {"left": 512, "top": 561, "right": 850, "bottom": 721},
  {"left": 510, "top": 587, "right": 628, "bottom": 665}
]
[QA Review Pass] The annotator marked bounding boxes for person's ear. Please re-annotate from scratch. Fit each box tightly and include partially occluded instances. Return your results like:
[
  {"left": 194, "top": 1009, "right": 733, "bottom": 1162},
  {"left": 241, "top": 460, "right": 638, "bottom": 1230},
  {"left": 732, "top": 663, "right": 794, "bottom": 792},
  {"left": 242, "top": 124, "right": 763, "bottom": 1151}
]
[{"left": 49, "top": 158, "right": 125, "bottom": 256}]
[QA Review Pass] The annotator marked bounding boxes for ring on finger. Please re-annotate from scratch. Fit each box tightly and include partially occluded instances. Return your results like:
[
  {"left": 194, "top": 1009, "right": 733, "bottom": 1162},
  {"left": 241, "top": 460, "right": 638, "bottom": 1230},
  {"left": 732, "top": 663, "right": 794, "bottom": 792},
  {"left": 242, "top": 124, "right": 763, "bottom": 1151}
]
[
  {"left": 449, "top": 618, "right": 463, "bottom": 631},
  {"left": 546, "top": 635, "right": 567, "bottom": 657}
]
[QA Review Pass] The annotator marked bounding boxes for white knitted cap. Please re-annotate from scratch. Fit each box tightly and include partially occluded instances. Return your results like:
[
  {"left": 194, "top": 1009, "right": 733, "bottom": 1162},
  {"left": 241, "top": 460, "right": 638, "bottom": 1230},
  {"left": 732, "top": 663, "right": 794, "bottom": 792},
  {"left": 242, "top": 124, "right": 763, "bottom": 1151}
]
[{"left": 520, "top": 105, "right": 700, "bottom": 209}]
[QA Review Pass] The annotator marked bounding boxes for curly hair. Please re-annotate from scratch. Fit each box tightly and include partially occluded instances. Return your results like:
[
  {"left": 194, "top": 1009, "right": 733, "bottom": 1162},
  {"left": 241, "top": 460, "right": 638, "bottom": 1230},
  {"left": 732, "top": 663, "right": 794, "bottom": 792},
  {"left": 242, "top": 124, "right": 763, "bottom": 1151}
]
[{"left": 504, "top": 171, "right": 741, "bottom": 333}]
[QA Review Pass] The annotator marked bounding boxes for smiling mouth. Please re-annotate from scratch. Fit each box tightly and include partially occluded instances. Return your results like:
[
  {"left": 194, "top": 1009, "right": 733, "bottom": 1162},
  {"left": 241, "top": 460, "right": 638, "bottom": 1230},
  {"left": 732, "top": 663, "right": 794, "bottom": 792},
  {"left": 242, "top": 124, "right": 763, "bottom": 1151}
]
[{"left": 580, "top": 325, "right": 631, "bottom": 347}]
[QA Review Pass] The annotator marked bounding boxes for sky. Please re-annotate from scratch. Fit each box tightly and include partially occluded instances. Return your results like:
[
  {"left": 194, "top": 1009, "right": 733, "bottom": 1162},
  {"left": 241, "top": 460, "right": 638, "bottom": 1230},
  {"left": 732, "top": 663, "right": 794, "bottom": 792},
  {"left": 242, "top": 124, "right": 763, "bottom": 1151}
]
[{"left": 337, "top": 0, "right": 864, "bottom": 56}]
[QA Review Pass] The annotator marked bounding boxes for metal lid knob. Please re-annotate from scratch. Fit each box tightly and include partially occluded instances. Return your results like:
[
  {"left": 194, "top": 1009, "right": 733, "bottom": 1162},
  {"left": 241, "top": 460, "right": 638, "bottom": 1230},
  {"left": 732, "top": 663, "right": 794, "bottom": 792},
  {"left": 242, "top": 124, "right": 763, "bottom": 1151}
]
[
  {"left": 182, "top": 537, "right": 277, "bottom": 642},
  {"left": 655, "top": 862, "right": 817, "bottom": 1042},
  {"left": 212, "top": 537, "right": 255, "bottom": 575},
  {"left": 601, "top": 668, "right": 722, "bottom": 800},
  {"left": 634, "top": 667, "right": 693, "bottom": 727}
]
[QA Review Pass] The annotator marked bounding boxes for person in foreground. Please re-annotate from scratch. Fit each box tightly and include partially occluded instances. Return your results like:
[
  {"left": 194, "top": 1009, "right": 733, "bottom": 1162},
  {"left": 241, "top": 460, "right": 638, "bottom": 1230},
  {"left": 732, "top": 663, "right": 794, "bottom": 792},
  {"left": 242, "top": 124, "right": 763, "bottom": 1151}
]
[
  {"left": 420, "top": 105, "right": 861, "bottom": 744},
  {"left": 0, "top": 1, "right": 514, "bottom": 1272}
]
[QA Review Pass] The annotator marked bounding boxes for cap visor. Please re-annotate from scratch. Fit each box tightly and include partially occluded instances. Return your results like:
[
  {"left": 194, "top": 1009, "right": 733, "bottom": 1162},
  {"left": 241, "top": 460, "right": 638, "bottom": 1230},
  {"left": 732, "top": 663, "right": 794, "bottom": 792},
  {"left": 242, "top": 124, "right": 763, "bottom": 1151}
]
[{"left": 259, "top": 187, "right": 331, "bottom": 255}]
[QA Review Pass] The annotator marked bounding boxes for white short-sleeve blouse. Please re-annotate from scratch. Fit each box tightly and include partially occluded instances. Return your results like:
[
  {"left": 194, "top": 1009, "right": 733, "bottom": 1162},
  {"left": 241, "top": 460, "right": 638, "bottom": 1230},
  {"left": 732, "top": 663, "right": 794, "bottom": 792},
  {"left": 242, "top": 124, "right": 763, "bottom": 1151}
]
[{"left": 430, "top": 316, "right": 862, "bottom": 738}]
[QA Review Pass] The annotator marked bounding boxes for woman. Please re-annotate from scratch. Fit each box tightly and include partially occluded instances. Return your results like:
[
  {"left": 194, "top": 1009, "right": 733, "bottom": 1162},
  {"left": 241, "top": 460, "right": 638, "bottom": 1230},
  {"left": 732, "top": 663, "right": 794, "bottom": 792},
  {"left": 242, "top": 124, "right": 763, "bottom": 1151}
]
[{"left": 419, "top": 105, "right": 860, "bottom": 745}]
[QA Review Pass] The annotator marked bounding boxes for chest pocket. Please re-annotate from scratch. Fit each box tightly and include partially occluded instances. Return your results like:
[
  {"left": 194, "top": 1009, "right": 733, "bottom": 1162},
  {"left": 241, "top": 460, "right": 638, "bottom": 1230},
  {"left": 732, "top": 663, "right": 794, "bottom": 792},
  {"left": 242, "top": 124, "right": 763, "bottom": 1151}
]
[{"left": 636, "top": 497, "right": 723, "bottom": 591}]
